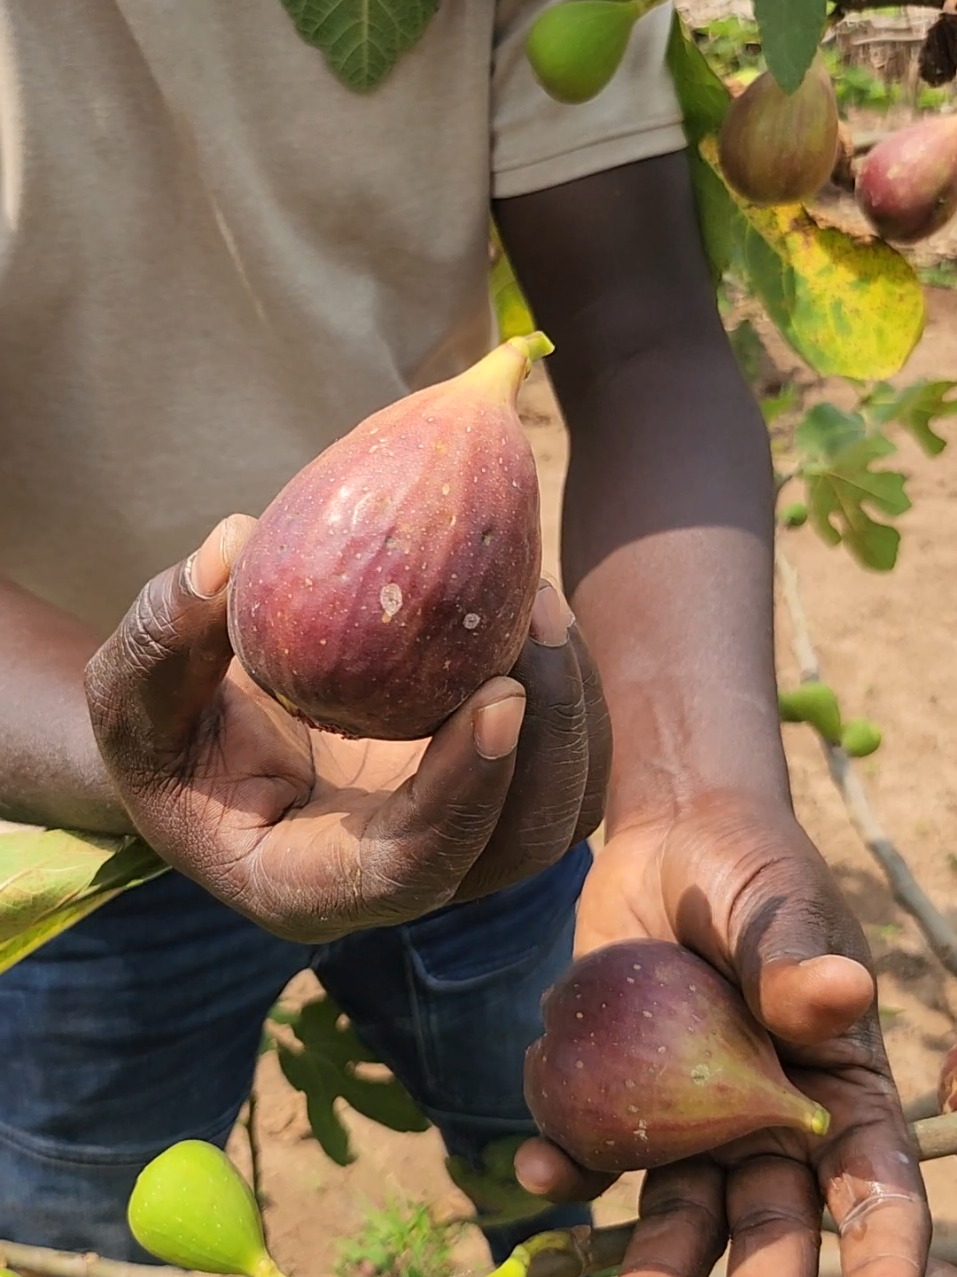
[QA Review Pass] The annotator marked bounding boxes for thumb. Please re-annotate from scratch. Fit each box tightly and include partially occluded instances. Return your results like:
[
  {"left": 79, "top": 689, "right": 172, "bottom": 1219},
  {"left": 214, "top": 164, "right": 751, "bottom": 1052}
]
[
  {"left": 717, "top": 824, "right": 875, "bottom": 1046},
  {"left": 85, "top": 514, "right": 256, "bottom": 770}
]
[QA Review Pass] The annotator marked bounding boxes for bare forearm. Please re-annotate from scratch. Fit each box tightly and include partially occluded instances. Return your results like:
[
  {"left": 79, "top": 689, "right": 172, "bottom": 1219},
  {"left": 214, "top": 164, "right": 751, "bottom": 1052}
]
[
  {"left": 495, "top": 153, "right": 792, "bottom": 834},
  {"left": 559, "top": 344, "right": 791, "bottom": 833},
  {"left": 0, "top": 578, "right": 131, "bottom": 833}
]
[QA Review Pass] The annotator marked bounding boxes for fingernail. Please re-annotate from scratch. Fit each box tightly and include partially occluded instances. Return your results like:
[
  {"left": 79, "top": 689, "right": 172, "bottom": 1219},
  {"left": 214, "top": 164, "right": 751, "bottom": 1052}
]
[
  {"left": 473, "top": 693, "right": 526, "bottom": 759},
  {"left": 530, "top": 580, "right": 572, "bottom": 647},
  {"left": 186, "top": 520, "right": 232, "bottom": 599}
]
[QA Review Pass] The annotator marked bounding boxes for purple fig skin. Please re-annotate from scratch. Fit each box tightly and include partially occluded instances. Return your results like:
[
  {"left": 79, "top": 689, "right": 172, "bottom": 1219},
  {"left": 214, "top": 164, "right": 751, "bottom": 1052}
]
[
  {"left": 524, "top": 939, "right": 830, "bottom": 1174},
  {"left": 718, "top": 60, "right": 840, "bottom": 207},
  {"left": 855, "top": 115, "right": 957, "bottom": 245},
  {"left": 227, "top": 336, "right": 545, "bottom": 742}
]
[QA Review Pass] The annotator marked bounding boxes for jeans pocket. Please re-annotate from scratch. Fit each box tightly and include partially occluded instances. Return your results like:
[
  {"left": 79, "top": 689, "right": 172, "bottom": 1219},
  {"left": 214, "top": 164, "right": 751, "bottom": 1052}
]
[{"left": 401, "top": 842, "right": 591, "bottom": 1120}]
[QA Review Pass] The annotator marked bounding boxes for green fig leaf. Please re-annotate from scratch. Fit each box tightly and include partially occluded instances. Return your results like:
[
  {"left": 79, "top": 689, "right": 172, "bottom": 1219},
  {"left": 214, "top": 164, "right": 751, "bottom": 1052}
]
[
  {"left": 279, "top": 0, "right": 440, "bottom": 93},
  {"left": 0, "top": 830, "right": 167, "bottom": 975},
  {"left": 796, "top": 405, "right": 911, "bottom": 570},
  {"left": 666, "top": 17, "right": 740, "bottom": 282},
  {"left": 278, "top": 995, "right": 430, "bottom": 1164},
  {"left": 699, "top": 136, "right": 926, "bottom": 380},
  {"left": 445, "top": 1136, "right": 551, "bottom": 1228},
  {"left": 863, "top": 379, "right": 957, "bottom": 457},
  {"left": 753, "top": 0, "right": 827, "bottom": 95}
]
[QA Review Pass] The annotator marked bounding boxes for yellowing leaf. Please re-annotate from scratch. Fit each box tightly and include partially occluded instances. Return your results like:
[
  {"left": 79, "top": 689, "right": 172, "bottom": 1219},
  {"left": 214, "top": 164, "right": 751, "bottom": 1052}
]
[
  {"left": 0, "top": 830, "right": 167, "bottom": 973},
  {"left": 700, "top": 136, "right": 926, "bottom": 380}
]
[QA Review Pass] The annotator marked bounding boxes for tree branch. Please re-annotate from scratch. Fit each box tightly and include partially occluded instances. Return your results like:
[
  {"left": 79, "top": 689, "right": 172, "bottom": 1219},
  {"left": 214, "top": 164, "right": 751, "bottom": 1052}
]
[{"left": 775, "top": 547, "right": 957, "bottom": 979}]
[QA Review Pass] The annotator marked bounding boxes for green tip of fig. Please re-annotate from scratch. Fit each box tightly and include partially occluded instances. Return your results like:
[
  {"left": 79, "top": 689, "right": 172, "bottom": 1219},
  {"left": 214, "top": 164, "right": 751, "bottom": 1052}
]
[
  {"left": 524, "top": 939, "right": 832, "bottom": 1174},
  {"left": 128, "top": 1140, "right": 280, "bottom": 1277},
  {"left": 718, "top": 59, "right": 839, "bottom": 206},
  {"left": 526, "top": 1, "right": 645, "bottom": 105},
  {"left": 840, "top": 717, "right": 883, "bottom": 759}
]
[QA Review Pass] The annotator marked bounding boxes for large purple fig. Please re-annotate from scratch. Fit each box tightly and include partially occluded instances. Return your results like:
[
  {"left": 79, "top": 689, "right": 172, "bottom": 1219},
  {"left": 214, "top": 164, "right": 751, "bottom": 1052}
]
[
  {"left": 855, "top": 115, "right": 957, "bottom": 244},
  {"left": 227, "top": 335, "right": 547, "bottom": 741},
  {"left": 524, "top": 940, "right": 830, "bottom": 1174},
  {"left": 718, "top": 59, "right": 840, "bottom": 206}
]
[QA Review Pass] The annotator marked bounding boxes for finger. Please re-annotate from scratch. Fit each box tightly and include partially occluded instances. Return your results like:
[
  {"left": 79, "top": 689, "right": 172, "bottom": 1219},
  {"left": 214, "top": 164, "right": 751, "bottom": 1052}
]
[
  {"left": 451, "top": 581, "right": 588, "bottom": 900},
  {"left": 821, "top": 1111, "right": 931, "bottom": 1277},
  {"left": 513, "top": 1135, "right": 616, "bottom": 1205},
  {"left": 724, "top": 1154, "right": 822, "bottom": 1277},
  {"left": 85, "top": 514, "right": 256, "bottom": 773},
  {"left": 353, "top": 676, "right": 526, "bottom": 919},
  {"left": 568, "top": 619, "right": 613, "bottom": 845},
  {"left": 664, "top": 804, "right": 875, "bottom": 1045},
  {"left": 619, "top": 1160, "right": 727, "bottom": 1277}
]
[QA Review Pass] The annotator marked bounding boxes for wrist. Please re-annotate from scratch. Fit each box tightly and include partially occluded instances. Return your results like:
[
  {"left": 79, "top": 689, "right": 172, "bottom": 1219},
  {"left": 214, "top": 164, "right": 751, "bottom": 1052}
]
[{"left": 604, "top": 782, "right": 797, "bottom": 848}]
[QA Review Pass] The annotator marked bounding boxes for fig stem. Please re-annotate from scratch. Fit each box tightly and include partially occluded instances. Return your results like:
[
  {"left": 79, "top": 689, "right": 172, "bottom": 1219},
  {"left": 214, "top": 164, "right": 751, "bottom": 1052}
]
[{"left": 507, "top": 330, "right": 555, "bottom": 369}]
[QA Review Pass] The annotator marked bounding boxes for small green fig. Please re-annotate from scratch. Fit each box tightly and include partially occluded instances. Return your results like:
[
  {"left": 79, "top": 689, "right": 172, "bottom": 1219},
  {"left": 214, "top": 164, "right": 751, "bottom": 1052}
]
[
  {"left": 778, "top": 501, "right": 808, "bottom": 528},
  {"left": 777, "top": 681, "right": 842, "bottom": 743},
  {"left": 128, "top": 1140, "right": 282, "bottom": 1277},
  {"left": 840, "top": 718, "right": 882, "bottom": 759},
  {"left": 526, "top": 1, "right": 647, "bottom": 105},
  {"left": 718, "top": 58, "right": 840, "bottom": 206}
]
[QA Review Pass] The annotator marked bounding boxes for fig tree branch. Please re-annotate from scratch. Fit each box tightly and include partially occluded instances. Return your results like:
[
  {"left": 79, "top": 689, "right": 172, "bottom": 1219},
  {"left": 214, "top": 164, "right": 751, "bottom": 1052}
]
[{"left": 775, "top": 547, "right": 957, "bottom": 980}]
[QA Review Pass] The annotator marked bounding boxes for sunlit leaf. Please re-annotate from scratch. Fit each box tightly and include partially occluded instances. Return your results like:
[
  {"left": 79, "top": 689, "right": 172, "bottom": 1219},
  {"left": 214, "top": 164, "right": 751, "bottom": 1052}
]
[{"left": 0, "top": 830, "right": 167, "bottom": 974}]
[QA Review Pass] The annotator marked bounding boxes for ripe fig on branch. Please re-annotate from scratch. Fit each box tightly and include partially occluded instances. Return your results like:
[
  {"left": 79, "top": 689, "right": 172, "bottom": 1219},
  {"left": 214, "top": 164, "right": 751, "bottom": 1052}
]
[
  {"left": 227, "top": 334, "right": 549, "bottom": 742},
  {"left": 855, "top": 115, "right": 957, "bottom": 244},
  {"left": 524, "top": 940, "right": 830, "bottom": 1174},
  {"left": 128, "top": 1141, "right": 283, "bottom": 1277},
  {"left": 718, "top": 58, "right": 840, "bottom": 206}
]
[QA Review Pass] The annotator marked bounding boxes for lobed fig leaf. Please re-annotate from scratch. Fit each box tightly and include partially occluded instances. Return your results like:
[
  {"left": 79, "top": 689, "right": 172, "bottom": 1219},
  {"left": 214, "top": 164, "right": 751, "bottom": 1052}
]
[
  {"left": 524, "top": 939, "right": 829, "bottom": 1174},
  {"left": 526, "top": 1, "right": 648, "bottom": 105},
  {"left": 228, "top": 334, "right": 551, "bottom": 742},
  {"left": 840, "top": 718, "right": 882, "bottom": 759},
  {"left": 777, "top": 681, "right": 842, "bottom": 743},
  {"left": 938, "top": 1038, "right": 957, "bottom": 1114},
  {"left": 128, "top": 1140, "right": 281, "bottom": 1277},
  {"left": 864, "top": 379, "right": 957, "bottom": 459},
  {"left": 718, "top": 59, "right": 839, "bottom": 207},
  {"left": 856, "top": 115, "right": 957, "bottom": 245}
]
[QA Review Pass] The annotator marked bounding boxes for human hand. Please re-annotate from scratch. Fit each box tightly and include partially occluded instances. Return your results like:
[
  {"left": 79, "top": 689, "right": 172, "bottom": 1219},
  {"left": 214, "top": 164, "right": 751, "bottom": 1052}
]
[
  {"left": 516, "top": 792, "right": 932, "bottom": 1277},
  {"left": 84, "top": 515, "right": 611, "bottom": 941}
]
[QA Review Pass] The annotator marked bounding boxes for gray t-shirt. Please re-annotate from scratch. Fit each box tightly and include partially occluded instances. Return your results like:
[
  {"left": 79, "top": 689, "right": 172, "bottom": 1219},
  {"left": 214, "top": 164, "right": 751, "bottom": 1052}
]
[{"left": 0, "top": 1, "right": 685, "bottom": 634}]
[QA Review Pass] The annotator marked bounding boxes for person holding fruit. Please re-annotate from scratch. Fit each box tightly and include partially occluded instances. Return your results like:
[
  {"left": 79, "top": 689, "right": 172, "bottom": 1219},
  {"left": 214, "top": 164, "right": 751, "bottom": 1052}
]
[{"left": 0, "top": 4, "right": 936, "bottom": 1277}]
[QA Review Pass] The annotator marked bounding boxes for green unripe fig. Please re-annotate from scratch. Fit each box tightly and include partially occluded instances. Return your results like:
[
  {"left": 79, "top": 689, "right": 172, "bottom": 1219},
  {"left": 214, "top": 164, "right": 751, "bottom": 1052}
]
[
  {"left": 526, "top": 1, "right": 646, "bottom": 105},
  {"left": 718, "top": 58, "right": 840, "bottom": 206},
  {"left": 840, "top": 718, "right": 882, "bottom": 758},
  {"left": 778, "top": 501, "right": 808, "bottom": 528},
  {"left": 128, "top": 1140, "right": 281, "bottom": 1277},
  {"left": 777, "top": 681, "right": 842, "bottom": 743}
]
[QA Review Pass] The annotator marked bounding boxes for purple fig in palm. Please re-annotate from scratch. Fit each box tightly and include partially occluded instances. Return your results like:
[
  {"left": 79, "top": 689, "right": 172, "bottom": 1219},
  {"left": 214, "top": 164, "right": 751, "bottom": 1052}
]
[
  {"left": 718, "top": 59, "right": 840, "bottom": 206},
  {"left": 524, "top": 939, "right": 830, "bottom": 1174}
]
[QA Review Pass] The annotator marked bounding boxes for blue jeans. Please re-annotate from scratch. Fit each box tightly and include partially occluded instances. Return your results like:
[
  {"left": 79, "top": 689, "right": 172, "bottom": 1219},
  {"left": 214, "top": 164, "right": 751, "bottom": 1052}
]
[{"left": 0, "top": 841, "right": 593, "bottom": 1265}]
